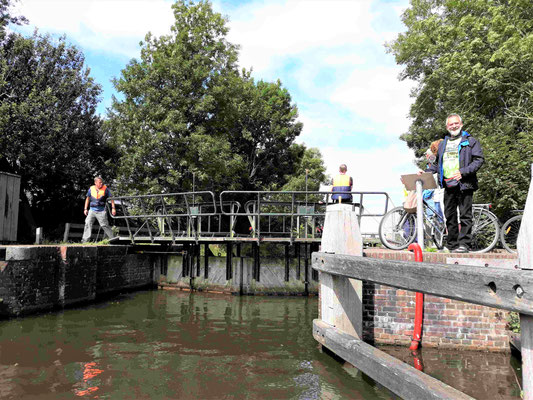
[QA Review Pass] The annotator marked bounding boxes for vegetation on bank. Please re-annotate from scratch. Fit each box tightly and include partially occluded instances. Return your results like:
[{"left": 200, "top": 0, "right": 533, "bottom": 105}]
[
  {"left": 0, "top": 0, "right": 327, "bottom": 241},
  {"left": 2, "top": 0, "right": 533, "bottom": 241},
  {"left": 388, "top": 0, "right": 533, "bottom": 214}
]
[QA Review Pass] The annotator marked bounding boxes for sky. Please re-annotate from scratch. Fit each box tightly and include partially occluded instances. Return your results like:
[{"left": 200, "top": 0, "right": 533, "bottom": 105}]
[{"left": 12, "top": 0, "right": 418, "bottom": 222}]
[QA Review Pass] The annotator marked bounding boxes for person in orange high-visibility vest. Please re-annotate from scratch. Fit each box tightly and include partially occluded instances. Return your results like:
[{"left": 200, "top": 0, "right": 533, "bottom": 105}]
[
  {"left": 82, "top": 176, "right": 116, "bottom": 242},
  {"left": 331, "top": 164, "right": 353, "bottom": 203}
]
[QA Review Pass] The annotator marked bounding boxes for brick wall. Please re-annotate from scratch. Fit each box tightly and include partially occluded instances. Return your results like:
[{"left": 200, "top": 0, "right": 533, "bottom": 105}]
[
  {"left": 362, "top": 249, "right": 517, "bottom": 351},
  {"left": 0, "top": 245, "right": 158, "bottom": 317},
  {"left": 96, "top": 247, "right": 155, "bottom": 295}
]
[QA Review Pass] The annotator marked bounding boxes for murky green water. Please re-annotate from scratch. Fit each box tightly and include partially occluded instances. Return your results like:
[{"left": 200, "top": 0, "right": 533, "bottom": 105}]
[{"left": 0, "top": 290, "right": 522, "bottom": 399}]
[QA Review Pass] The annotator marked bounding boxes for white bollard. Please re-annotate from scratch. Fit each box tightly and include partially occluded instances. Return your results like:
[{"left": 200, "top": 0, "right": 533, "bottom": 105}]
[
  {"left": 35, "top": 227, "right": 43, "bottom": 245},
  {"left": 517, "top": 162, "right": 533, "bottom": 400},
  {"left": 320, "top": 203, "right": 363, "bottom": 339}
]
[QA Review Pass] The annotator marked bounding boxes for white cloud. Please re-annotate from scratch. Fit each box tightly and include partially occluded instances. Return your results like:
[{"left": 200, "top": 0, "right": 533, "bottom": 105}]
[
  {"left": 330, "top": 66, "right": 413, "bottom": 136},
  {"left": 13, "top": 0, "right": 416, "bottom": 214},
  {"left": 222, "top": 0, "right": 414, "bottom": 140},
  {"left": 319, "top": 141, "right": 416, "bottom": 235},
  {"left": 225, "top": 0, "right": 376, "bottom": 74},
  {"left": 16, "top": 0, "right": 174, "bottom": 57},
  {"left": 321, "top": 141, "right": 415, "bottom": 198}
]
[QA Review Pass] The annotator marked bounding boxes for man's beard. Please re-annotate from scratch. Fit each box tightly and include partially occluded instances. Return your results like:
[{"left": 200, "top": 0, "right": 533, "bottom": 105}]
[{"left": 448, "top": 127, "right": 461, "bottom": 136}]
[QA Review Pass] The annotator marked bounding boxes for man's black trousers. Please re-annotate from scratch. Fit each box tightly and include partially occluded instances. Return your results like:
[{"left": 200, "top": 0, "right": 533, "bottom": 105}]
[{"left": 444, "top": 187, "right": 474, "bottom": 250}]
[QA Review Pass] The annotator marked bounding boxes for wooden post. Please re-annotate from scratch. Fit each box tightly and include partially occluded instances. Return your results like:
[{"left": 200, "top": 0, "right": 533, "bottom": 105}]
[
  {"left": 35, "top": 227, "right": 43, "bottom": 245},
  {"left": 518, "top": 163, "right": 533, "bottom": 271},
  {"left": 63, "top": 223, "right": 71, "bottom": 243},
  {"left": 518, "top": 163, "right": 533, "bottom": 399},
  {"left": 296, "top": 244, "right": 301, "bottom": 279},
  {"left": 522, "top": 314, "right": 533, "bottom": 400},
  {"left": 204, "top": 243, "right": 209, "bottom": 279},
  {"left": 237, "top": 244, "right": 243, "bottom": 295},
  {"left": 226, "top": 243, "right": 233, "bottom": 281},
  {"left": 284, "top": 244, "right": 290, "bottom": 282},
  {"left": 196, "top": 244, "right": 201, "bottom": 277},
  {"left": 183, "top": 244, "right": 189, "bottom": 277},
  {"left": 254, "top": 243, "right": 260, "bottom": 282},
  {"left": 319, "top": 203, "right": 363, "bottom": 338},
  {"left": 0, "top": 172, "right": 20, "bottom": 242},
  {"left": 304, "top": 243, "right": 309, "bottom": 296}
]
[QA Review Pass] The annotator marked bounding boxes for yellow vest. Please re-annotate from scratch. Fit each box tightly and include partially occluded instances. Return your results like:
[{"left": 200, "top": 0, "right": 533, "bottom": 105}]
[
  {"left": 90, "top": 185, "right": 108, "bottom": 199},
  {"left": 332, "top": 174, "right": 352, "bottom": 201}
]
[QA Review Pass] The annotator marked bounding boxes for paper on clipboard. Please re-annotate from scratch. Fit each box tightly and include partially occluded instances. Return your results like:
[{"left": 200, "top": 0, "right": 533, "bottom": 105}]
[{"left": 401, "top": 173, "right": 437, "bottom": 191}]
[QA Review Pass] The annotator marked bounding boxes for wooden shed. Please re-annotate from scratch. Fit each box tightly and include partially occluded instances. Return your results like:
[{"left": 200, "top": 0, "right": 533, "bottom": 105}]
[{"left": 0, "top": 172, "right": 21, "bottom": 242}]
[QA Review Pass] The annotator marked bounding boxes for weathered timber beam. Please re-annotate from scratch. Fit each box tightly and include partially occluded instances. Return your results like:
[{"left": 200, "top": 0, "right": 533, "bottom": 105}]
[
  {"left": 313, "top": 252, "right": 533, "bottom": 316},
  {"left": 313, "top": 319, "right": 473, "bottom": 400}
]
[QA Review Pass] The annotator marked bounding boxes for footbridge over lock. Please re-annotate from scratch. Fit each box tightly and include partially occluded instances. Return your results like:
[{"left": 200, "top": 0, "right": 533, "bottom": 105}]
[
  {"left": 103, "top": 190, "right": 392, "bottom": 294},
  {"left": 106, "top": 190, "right": 393, "bottom": 246}
]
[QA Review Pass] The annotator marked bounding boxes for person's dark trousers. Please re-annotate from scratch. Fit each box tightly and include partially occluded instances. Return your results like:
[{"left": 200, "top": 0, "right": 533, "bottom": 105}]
[{"left": 444, "top": 187, "right": 474, "bottom": 250}]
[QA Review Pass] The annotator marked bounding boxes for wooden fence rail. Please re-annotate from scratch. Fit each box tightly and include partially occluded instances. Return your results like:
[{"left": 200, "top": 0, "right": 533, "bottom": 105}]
[
  {"left": 313, "top": 198, "right": 533, "bottom": 399},
  {"left": 313, "top": 252, "right": 533, "bottom": 316}
]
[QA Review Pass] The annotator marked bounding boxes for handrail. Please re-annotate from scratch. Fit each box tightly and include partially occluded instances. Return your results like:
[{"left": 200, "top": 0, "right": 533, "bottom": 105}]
[
  {"left": 103, "top": 190, "right": 393, "bottom": 243},
  {"left": 106, "top": 191, "right": 218, "bottom": 243},
  {"left": 108, "top": 191, "right": 217, "bottom": 218},
  {"left": 220, "top": 190, "right": 392, "bottom": 241},
  {"left": 219, "top": 191, "right": 392, "bottom": 217}
]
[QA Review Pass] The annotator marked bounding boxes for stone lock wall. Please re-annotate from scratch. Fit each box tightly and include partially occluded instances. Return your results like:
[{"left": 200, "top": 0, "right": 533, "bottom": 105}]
[{"left": 0, "top": 245, "right": 159, "bottom": 317}]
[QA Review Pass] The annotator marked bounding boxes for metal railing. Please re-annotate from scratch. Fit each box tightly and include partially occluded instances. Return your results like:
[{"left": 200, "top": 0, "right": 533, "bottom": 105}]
[
  {"left": 219, "top": 191, "right": 392, "bottom": 243},
  {"left": 107, "top": 190, "right": 393, "bottom": 244},
  {"left": 108, "top": 191, "right": 218, "bottom": 243}
]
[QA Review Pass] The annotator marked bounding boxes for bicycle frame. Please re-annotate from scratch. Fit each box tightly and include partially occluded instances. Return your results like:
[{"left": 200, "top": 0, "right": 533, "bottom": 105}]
[{"left": 422, "top": 200, "right": 446, "bottom": 237}]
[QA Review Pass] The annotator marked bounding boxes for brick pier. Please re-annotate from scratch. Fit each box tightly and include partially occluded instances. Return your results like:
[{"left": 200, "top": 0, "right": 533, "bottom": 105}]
[{"left": 362, "top": 249, "right": 518, "bottom": 351}]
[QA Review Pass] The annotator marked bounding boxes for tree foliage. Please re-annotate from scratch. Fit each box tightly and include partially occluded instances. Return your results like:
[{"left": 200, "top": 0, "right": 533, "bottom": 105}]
[
  {"left": 388, "top": 0, "right": 533, "bottom": 213},
  {"left": 107, "top": 0, "right": 304, "bottom": 195},
  {"left": 0, "top": 0, "right": 27, "bottom": 39},
  {"left": 281, "top": 145, "right": 328, "bottom": 192},
  {"left": 0, "top": 31, "right": 112, "bottom": 228}
]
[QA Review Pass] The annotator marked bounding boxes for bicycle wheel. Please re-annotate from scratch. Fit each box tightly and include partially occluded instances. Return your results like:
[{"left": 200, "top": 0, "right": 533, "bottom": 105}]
[
  {"left": 429, "top": 215, "right": 446, "bottom": 250},
  {"left": 379, "top": 206, "right": 417, "bottom": 250},
  {"left": 500, "top": 214, "right": 522, "bottom": 253},
  {"left": 423, "top": 202, "right": 446, "bottom": 250},
  {"left": 470, "top": 207, "right": 500, "bottom": 253}
]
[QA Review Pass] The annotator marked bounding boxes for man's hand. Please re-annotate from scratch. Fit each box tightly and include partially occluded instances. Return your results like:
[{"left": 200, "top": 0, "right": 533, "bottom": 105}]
[
  {"left": 416, "top": 170, "right": 424, "bottom": 176},
  {"left": 112, "top": 208, "right": 116, "bottom": 216},
  {"left": 451, "top": 171, "right": 462, "bottom": 180},
  {"left": 84, "top": 209, "right": 88, "bottom": 216}
]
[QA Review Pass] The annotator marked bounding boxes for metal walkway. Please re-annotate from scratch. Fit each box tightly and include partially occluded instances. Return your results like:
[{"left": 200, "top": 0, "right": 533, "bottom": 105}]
[{"left": 107, "top": 190, "right": 393, "bottom": 245}]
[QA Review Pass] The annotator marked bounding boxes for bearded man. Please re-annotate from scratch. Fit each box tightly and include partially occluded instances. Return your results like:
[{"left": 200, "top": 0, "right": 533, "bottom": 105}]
[{"left": 425, "top": 114, "right": 484, "bottom": 253}]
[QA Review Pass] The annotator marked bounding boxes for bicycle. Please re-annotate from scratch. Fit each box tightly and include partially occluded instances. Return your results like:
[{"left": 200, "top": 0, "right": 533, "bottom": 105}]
[
  {"left": 500, "top": 211, "right": 523, "bottom": 253},
  {"left": 379, "top": 200, "right": 500, "bottom": 253}
]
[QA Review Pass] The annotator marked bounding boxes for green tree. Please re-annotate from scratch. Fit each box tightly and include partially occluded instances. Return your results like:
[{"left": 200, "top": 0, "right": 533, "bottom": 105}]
[
  {"left": 388, "top": 0, "right": 533, "bottom": 213},
  {"left": 281, "top": 145, "right": 328, "bottom": 192},
  {"left": 0, "top": 31, "right": 111, "bottom": 232},
  {"left": 0, "top": 0, "right": 27, "bottom": 39},
  {"left": 222, "top": 73, "right": 304, "bottom": 191},
  {"left": 107, "top": 0, "right": 303, "bottom": 195}
]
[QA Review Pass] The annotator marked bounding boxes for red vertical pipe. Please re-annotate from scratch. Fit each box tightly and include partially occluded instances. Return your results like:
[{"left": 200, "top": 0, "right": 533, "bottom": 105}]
[{"left": 408, "top": 243, "right": 424, "bottom": 350}]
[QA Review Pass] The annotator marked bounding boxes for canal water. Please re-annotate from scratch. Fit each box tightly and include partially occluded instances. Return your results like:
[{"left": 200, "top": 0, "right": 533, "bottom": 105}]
[{"left": 0, "top": 290, "right": 522, "bottom": 399}]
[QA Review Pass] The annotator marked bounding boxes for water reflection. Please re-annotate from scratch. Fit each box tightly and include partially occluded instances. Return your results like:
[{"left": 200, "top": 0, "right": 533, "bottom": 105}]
[
  {"left": 0, "top": 290, "right": 521, "bottom": 399},
  {"left": 381, "top": 346, "right": 522, "bottom": 399},
  {"left": 74, "top": 361, "right": 103, "bottom": 397},
  {"left": 0, "top": 291, "right": 395, "bottom": 399}
]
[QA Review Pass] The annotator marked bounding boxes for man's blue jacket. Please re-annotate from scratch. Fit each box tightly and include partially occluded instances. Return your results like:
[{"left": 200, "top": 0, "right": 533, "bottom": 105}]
[{"left": 426, "top": 131, "right": 484, "bottom": 191}]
